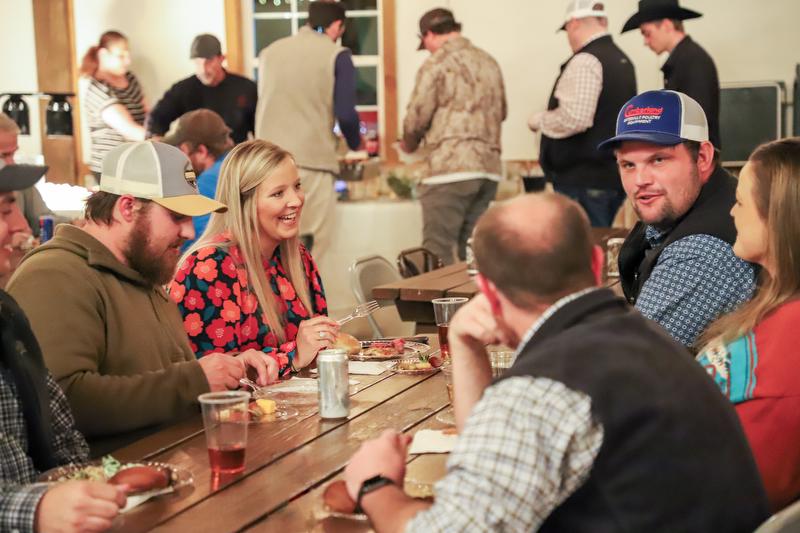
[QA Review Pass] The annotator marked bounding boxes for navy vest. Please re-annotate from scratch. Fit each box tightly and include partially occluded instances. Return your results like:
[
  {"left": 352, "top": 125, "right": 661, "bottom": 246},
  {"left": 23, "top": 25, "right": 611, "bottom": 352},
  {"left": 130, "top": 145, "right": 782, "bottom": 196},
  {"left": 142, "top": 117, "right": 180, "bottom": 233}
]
[
  {"left": 501, "top": 289, "right": 768, "bottom": 532},
  {"left": 539, "top": 35, "right": 636, "bottom": 191}
]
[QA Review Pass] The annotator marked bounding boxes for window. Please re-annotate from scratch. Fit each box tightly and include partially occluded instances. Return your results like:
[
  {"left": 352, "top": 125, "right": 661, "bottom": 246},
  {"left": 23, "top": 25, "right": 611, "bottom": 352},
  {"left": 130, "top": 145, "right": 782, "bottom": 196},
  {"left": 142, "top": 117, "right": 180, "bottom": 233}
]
[{"left": 245, "top": 0, "right": 382, "bottom": 148}]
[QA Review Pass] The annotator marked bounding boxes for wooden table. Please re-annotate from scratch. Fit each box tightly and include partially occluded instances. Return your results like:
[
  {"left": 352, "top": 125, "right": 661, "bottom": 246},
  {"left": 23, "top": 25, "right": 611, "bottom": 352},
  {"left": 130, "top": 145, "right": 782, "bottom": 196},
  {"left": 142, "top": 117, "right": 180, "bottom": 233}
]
[
  {"left": 373, "top": 227, "right": 630, "bottom": 324},
  {"left": 110, "top": 343, "right": 450, "bottom": 532}
]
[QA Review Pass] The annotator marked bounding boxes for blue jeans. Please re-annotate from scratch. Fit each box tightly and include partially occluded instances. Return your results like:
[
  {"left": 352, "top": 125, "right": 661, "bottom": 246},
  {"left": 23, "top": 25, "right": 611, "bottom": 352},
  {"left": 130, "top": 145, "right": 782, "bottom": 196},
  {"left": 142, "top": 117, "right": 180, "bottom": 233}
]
[{"left": 552, "top": 183, "right": 626, "bottom": 227}]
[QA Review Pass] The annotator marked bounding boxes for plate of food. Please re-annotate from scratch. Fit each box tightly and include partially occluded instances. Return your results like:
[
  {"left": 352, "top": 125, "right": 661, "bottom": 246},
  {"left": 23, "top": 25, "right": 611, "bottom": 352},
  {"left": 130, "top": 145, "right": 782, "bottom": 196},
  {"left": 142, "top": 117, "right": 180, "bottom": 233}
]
[
  {"left": 248, "top": 397, "right": 299, "bottom": 422},
  {"left": 393, "top": 350, "right": 444, "bottom": 375},
  {"left": 253, "top": 377, "right": 360, "bottom": 406},
  {"left": 39, "top": 455, "right": 193, "bottom": 512},
  {"left": 333, "top": 333, "right": 430, "bottom": 361}
]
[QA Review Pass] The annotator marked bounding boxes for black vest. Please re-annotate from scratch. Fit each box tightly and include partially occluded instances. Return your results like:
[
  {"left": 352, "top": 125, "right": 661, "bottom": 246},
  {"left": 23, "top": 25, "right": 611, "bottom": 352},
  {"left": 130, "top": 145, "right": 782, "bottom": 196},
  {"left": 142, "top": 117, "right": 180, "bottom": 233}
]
[
  {"left": 618, "top": 165, "right": 738, "bottom": 303},
  {"left": 539, "top": 35, "right": 637, "bottom": 191},
  {"left": 501, "top": 289, "right": 768, "bottom": 532}
]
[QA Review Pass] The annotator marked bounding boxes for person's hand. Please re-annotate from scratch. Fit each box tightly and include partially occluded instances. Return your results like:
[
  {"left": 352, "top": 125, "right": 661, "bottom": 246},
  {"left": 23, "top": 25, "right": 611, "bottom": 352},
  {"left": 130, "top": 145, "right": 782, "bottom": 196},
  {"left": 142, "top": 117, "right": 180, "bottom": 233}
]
[
  {"left": 448, "top": 293, "right": 515, "bottom": 355},
  {"left": 295, "top": 316, "right": 341, "bottom": 369},
  {"left": 198, "top": 353, "right": 245, "bottom": 391},
  {"left": 35, "top": 480, "right": 127, "bottom": 533},
  {"left": 236, "top": 349, "right": 279, "bottom": 386},
  {"left": 344, "top": 429, "right": 412, "bottom": 501}
]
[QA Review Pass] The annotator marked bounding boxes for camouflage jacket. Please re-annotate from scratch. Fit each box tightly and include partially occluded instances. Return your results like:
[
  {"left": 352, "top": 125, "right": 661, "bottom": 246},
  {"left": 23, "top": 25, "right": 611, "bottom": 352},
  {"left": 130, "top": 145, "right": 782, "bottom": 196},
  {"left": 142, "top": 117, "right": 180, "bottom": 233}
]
[{"left": 403, "top": 36, "right": 507, "bottom": 178}]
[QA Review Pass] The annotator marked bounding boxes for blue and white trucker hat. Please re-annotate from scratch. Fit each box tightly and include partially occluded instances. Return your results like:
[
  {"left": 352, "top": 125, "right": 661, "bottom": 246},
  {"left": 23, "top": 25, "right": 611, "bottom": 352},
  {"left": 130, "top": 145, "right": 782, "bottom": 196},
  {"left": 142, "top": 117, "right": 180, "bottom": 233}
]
[
  {"left": 100, "top": 141, "right": 227, "bottom": 217},
  {"left": 598, "top": 90, "right": 709, "bottom": 150}
]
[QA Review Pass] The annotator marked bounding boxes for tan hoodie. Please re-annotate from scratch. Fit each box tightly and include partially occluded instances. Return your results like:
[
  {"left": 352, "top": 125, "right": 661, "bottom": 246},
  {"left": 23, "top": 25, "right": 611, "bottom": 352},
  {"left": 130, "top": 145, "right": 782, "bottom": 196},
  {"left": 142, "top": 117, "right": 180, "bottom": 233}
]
[{"left": 7, "top": 225, "right": 209, "bottom": 456}]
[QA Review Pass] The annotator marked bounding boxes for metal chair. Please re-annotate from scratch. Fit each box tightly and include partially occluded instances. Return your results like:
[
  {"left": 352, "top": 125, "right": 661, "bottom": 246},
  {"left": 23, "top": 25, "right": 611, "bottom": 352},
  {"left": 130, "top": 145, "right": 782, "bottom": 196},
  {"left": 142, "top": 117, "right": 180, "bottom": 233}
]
[
  {"left": 349, "top": 255, "right": 414, "bottom": 338},
  {"left": 396, "top": 247, "right": 444, "bottom": 278},
  {"left": 754, "top": 498, "right": 800, "bottom": 533}
]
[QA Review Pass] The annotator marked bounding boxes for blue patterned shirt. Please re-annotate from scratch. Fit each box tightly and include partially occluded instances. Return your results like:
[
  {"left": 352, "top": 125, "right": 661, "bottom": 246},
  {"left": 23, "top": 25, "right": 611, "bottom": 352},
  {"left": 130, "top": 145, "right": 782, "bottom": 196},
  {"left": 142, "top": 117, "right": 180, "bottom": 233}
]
[{"left": 635, "top": 228, "right": 755, "bottom": 348}]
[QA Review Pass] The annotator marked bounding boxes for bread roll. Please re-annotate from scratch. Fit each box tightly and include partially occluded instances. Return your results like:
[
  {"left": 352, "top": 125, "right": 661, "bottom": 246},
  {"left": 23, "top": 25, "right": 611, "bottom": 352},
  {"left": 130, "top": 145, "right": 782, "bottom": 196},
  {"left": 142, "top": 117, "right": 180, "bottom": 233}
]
[{"left": 332, "top": 332, "right": 361, "bottom": 355}]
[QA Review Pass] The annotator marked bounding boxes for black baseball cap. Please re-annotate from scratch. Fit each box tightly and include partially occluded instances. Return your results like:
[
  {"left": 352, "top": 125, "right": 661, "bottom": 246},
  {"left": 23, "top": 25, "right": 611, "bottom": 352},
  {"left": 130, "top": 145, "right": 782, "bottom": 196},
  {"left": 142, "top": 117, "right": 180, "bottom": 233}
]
[{"left": 0, "top": 161, "right": 47, "bottom": 193}]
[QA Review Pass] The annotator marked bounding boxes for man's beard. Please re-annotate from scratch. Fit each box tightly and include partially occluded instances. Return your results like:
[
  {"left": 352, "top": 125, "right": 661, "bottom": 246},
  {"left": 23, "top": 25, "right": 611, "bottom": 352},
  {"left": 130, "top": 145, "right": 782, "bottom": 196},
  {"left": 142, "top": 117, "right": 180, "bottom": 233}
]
[
  {"left": 124, "top": 215, "right": 183, "bottom": 286},
  {"left": 633, "top": 165, "right": 701, "bottom": 231}
]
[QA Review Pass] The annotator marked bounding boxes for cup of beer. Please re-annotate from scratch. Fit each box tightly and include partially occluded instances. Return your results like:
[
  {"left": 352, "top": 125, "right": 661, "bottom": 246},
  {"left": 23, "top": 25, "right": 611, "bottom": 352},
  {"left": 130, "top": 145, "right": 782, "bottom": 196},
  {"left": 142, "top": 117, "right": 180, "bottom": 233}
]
[
  {"left": 432, "top": 297, "right": 468, "bottom": 359},
  {"left": 198, "top": 391, "right": 250, "bottom": 475}
]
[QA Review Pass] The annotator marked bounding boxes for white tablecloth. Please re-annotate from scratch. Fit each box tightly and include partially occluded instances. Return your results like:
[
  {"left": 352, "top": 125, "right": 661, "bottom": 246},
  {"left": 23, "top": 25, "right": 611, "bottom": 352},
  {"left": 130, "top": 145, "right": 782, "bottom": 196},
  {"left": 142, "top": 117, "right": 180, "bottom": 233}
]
[{"left": 316, "top": 199, "right": 422, "bottom": 318}]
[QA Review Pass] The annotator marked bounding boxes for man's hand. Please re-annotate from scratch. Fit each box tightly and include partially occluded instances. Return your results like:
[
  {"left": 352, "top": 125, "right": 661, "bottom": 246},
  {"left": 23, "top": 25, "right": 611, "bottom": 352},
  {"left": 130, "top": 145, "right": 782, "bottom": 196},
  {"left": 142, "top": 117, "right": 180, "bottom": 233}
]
[
  {"left": 235, "top": 349, "right": 279, "bottom": 386},
  {"left": 35, "top": 481, "right": 127, "bottom": 533},
  {"left": 448, "top": 293, "right": 515, "bottom": 354},
  {"left": 344, "top": 429, "right": 412, "bottom": 501},
  {"left": 198, "top": 353, "right": 245, "bottom": 391},
  {"left": 295, "top": 316, "right": 340, "bottom": 369}
]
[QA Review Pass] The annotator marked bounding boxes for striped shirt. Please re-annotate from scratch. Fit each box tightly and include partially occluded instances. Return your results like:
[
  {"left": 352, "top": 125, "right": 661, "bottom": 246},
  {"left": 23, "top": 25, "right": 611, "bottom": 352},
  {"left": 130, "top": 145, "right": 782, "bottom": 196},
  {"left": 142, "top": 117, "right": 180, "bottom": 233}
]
[{"left": 84, "top": 72, "right": 146, "bottom": 172}]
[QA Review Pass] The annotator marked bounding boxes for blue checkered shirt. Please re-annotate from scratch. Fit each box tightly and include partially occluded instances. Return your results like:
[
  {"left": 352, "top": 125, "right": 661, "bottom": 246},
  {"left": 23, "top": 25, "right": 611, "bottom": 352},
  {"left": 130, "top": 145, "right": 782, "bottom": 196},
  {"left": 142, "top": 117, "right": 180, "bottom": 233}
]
[
  {"left": 635, "top": 229, "right": 755, "bottom": 348},
  {"left": 0, "top": 367, "right": 89, "bottom": 533}
]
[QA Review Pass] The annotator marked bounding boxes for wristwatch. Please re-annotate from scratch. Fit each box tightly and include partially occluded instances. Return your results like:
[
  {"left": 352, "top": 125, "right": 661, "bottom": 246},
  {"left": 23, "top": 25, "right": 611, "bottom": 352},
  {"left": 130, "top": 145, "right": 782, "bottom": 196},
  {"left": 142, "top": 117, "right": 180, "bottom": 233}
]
[{"left": 355, "top": 474, "right": 394, "bottom": 513}]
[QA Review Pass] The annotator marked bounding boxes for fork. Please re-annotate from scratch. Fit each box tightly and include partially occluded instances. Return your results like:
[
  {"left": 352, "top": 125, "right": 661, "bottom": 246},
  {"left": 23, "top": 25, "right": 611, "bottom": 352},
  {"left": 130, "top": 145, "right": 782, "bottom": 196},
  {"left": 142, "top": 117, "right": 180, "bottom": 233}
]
[{"left": 337, "top": 300, "right": 380, "bottom": 326}]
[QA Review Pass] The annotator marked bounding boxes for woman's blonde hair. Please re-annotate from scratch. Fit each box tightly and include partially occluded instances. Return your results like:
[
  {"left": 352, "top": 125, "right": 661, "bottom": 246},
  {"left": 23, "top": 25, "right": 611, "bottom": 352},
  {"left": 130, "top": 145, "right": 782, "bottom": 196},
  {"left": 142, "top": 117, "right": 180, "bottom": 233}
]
[
  {"left": 700, "top": 137, "right": 800, "bottom": 346},
  {"left": 182, "top": 140, "right": 312, "bottom": 343}
]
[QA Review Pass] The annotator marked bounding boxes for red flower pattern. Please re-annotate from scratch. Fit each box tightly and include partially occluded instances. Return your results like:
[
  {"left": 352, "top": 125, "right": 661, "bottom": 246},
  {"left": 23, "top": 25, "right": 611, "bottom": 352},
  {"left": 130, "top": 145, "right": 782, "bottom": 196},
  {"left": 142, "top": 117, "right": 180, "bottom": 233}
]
[{"left": 170, "top": 239, "right": 327, "bottom": 376}]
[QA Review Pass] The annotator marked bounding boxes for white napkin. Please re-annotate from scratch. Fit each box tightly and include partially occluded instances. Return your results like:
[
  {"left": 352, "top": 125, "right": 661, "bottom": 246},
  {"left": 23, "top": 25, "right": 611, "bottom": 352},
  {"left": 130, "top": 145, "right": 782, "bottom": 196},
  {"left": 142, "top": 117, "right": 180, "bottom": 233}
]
[
  {"left": 267, "top": 376, "right": 359, "bottom": 392},
  {"left": 311, "top": 361, "right": 395, "bottom": 376},
  {"left": 408, "top": 429, "right": 458, "bottom": 454},
  {"left": 121, "top": 486, "right": 174, "bottom": 513}
]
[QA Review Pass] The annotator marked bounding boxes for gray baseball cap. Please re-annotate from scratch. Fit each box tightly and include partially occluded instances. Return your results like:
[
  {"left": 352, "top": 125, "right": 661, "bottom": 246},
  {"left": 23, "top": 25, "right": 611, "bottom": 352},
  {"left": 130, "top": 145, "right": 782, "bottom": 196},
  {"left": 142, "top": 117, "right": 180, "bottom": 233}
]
[
  {"left": 190, "top": 34, "right": 222, "bottom": 59},
  {"left": 0, "top": 161, "right": 47, "bottom": 192},
  {"left": 100, "top": 141, "right": 227, "bottom": 217}
]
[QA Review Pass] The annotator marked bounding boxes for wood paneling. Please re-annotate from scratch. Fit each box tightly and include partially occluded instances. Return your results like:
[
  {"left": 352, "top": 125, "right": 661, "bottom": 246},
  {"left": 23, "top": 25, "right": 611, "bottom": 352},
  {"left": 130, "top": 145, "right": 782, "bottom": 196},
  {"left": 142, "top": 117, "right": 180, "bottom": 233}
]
[
  {"left": 224, "top": 0, "right": 245, "bottom": 75},
  {"left": 31, "top": 0, "right": 80, "bottom": 185},
  {"left": 381, "top": 0, "right": 399, "bottom": 164}
]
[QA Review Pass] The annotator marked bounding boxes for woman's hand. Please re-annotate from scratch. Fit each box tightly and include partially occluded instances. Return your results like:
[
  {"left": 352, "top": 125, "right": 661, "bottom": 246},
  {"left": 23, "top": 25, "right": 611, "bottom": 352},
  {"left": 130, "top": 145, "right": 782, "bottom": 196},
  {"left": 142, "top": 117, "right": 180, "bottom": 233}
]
[
  {"left": 295, "top": 316, "right": 340, "bottom": 369},
  {"left": 236, "top": 349, "right": 279, "bottom": 386}
]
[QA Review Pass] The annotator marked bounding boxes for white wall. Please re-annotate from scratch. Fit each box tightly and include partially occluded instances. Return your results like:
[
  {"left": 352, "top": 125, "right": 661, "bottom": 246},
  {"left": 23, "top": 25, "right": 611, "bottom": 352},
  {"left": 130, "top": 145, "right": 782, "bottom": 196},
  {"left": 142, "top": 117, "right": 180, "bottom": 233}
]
[
  {"left": 72, "top": 0, "right": 228, "bottom": 111},
  {"left": 0, "top": 0, "right": 43, "bottom": 157},
  {"left": 396, "top": 0, "right": 800, "bottom": 160}
]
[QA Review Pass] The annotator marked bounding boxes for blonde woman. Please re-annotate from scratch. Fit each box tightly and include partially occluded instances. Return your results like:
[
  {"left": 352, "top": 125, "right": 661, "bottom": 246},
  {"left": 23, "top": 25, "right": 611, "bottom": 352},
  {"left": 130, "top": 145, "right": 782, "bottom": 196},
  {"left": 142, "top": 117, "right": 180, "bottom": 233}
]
[
  {"left": 696, "top": 137, "right": 800, "bottom": 511},
  {"left": 169, "top": 140, "right": 337, "bottom": 378}
]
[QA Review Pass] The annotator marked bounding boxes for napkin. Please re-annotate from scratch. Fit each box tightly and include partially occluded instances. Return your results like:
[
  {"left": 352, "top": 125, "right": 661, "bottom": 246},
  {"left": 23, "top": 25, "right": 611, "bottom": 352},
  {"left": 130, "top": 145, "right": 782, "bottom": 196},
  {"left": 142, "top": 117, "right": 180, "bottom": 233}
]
[
  {"left": 408, "top": 429, "right": 458, "bottom": 454},
  {"left": 121, "top": 486, "right": 174, "bottom": 513},
  {"left": 311, "top": 361, "right": 395, "bottom": 376}
]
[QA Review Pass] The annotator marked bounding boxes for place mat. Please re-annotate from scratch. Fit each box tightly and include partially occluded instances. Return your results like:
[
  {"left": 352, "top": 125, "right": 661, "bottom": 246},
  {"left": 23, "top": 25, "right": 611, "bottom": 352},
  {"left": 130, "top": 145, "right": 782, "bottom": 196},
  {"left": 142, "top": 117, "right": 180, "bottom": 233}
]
[
  {"left": 312, "top": 361, "right": 396, "bottom": 376},
  {"left": 408, "top": 429, "right": 458, "bottom": 454}
]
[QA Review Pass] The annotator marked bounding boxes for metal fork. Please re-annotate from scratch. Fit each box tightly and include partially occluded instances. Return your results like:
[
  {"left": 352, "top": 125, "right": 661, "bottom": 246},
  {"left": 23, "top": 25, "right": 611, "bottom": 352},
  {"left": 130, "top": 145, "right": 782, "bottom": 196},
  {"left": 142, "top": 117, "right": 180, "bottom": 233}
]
[{"left": 337, "top": 300, "right": 380, "bottom": 326}]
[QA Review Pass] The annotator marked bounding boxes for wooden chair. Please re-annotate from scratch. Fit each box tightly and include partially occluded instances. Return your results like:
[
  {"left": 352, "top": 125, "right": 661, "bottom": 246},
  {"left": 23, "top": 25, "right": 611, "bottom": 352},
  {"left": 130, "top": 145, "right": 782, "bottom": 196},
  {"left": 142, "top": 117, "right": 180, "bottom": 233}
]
[{"left": 396, "top": 247, "right": 444, "bottom": 279}]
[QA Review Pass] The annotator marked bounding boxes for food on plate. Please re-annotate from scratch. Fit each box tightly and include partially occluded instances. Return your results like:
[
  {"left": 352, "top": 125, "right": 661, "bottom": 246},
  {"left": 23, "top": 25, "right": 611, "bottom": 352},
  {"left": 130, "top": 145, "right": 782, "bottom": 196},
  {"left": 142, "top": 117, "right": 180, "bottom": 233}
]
[
  {"left": 428, "top": 354, "right": 443, "bottom": 368},
  {"left": 255, "top": 398, "right": 277, "bottom": 415},
  {"left": 323, "top": 480, "right": 357, "bottom": 514},
  {"left": 332, "top": 332, "right": 361, "bottom": 355},
  {"left": 361, "top": 338, "right": 406, "bottom": 359},
  {"left": 109, "top": 465, "right": 171, "bottom": 494}
]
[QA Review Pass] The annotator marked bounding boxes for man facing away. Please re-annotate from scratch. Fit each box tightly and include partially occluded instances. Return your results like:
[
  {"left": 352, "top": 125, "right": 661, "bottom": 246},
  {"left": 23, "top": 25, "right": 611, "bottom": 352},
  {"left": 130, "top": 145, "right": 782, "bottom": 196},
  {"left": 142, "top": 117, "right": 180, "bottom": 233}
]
[
  {"left": 530, "top": 0, "right": 636, "bottom": 227},
  {"left": 147, "top": 34, "right": 257, "bottom": 144},
  {"left": 255, "top": 0, "right": 362, "bottom": 256},
  {"left": 344, "top": 192, "right": 768, "bottom": 532},
  {"left": 8, "top": 141, "right": 278, "bottom": 455},
  {"left": 163, "top": 108, "right": 234, "bottom": 249},
  {"left": 622, "top": 0, "right": 721, "bottom": 148},
  {"left": 0, "top": 161, "right": 126, "bottom": 533},
  {"left": 400, "top": 7, "right": 506, "bottom": 265},
  {"left": 599, "top": 90, "right": 755, "bottom": 349}
]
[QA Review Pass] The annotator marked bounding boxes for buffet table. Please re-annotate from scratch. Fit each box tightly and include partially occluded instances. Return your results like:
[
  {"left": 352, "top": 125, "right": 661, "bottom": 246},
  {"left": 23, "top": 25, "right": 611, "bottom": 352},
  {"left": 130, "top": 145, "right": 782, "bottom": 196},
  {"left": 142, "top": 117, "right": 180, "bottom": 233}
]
[{"left": 317, "top": 199, "right": 423, "bottom": 319}]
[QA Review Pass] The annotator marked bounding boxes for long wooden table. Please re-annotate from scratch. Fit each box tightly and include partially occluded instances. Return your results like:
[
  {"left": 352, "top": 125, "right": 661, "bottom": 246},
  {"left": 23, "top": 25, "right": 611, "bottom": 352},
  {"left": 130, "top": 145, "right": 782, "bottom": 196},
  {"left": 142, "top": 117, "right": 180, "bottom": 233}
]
[
  {"left": 374, "top": 227, "right": 630, "bottom": 324},
  {"left": 109, "top": 342, "right": 449, "bottom": 532}
]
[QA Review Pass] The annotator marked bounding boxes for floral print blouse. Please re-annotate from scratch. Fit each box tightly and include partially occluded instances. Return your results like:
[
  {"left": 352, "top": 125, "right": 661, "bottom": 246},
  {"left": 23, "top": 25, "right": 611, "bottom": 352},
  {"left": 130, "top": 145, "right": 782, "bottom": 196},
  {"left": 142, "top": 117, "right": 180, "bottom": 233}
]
[{"left": 168, "top": 234, "right": 327, "bottom": 377}]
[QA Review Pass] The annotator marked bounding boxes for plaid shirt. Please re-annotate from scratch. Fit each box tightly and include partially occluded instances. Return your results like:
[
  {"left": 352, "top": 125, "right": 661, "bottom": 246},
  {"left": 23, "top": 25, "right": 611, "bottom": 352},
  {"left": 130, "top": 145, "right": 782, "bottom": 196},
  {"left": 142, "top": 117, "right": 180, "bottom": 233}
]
[
  {"left": 0, "top": 367, "right": 89, "bottom": 533},
  {"left": 528, "top": 33, "right": 607, "bottom": 139},
  {"left": 407, "top": 289, "right": 604, "bottom": 532}
]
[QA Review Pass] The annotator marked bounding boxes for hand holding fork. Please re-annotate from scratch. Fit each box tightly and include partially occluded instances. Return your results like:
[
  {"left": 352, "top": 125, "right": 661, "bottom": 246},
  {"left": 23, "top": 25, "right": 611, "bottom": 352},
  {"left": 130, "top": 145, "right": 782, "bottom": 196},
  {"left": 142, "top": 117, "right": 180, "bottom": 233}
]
[{"left": 337, "top": 300, "right": 380, "bottom": 326}]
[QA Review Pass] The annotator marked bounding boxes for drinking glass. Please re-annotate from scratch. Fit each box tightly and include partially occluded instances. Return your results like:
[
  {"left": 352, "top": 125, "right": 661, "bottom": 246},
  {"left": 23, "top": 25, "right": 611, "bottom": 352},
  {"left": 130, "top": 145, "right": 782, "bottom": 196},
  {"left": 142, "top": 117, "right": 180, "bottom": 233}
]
[
  {"left": 435, "top": 363, "right": 456, "bottom": 426},
  {"left": 606, "top": 238, "right": 625, "bottom": 278},
  {"left": 432, "top": 297, "right": 468, "bottom": 359},
  {"left": 198, "top": 391, "right": 250, "bottom": 475},
  {"left": 489, "top": 350, "right": 515, "bottom": 378}
]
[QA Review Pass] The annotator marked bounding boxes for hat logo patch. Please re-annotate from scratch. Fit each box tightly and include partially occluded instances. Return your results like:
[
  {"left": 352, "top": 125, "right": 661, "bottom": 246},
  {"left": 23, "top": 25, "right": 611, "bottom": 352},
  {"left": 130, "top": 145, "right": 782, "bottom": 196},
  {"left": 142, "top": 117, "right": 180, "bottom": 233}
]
[
  {"left": 184, "top": 170, "right": 198, "bottom": 191},
  {"left": 623, "top": 105, "right": 664, "bottom": 126}
]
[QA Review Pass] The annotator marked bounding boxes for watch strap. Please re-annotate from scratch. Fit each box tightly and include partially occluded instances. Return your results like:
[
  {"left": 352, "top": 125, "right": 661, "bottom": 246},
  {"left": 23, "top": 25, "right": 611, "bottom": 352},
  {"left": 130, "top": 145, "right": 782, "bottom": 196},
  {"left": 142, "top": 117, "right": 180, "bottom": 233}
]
[{"left": 355, "top": 474, "right": 394, "bottom": 514}]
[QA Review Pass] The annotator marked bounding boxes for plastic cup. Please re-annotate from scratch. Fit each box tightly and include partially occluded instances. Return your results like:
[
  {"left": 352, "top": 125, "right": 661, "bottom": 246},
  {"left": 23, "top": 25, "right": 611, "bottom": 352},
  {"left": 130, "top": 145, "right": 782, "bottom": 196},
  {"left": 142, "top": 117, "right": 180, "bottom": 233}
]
[
  {"left": 489, "top": 350, "right": 515, "bottom": 378},
  {"left": 198, "top": 391, "right": 250, "bottom": 475},
  {"left": 432, "top": 297, "right": 468, "bottom": 358}
]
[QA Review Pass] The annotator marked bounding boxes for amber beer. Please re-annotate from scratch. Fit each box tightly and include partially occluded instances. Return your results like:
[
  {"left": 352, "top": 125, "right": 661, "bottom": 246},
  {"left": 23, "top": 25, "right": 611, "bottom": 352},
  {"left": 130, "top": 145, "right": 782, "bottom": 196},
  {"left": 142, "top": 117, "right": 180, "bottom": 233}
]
[
  {"left": 438, "top": 324, "right": 450, "bottom": 358},
  {"left": 432, "top": 297, "right": 468, "bottom": 359},
  {"left": 198, "top": 391, "right": 250, "bottom": 476},
  {"left": 208, "top": 444, "right": 246, "bottom": 474}
]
